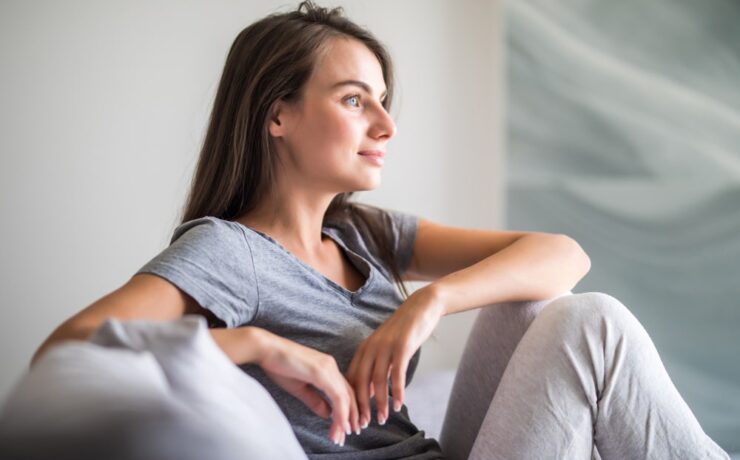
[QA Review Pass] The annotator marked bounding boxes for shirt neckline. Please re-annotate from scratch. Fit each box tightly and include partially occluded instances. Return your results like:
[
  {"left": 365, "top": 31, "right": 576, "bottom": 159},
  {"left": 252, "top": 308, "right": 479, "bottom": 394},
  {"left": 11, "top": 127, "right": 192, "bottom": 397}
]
[{"left": 229, "top": 220, "right": 374, "bottom": 299}]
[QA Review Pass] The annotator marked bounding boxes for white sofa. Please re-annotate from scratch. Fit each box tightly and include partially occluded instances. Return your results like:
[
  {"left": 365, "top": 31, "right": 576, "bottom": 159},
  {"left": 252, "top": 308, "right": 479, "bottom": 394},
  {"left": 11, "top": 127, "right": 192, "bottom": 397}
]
[
  {"left": 0, "top": 316, "right": 458, "bottom": 460},
  {"left": 1, "top": 315, "right": 735, "bottom": 459}
]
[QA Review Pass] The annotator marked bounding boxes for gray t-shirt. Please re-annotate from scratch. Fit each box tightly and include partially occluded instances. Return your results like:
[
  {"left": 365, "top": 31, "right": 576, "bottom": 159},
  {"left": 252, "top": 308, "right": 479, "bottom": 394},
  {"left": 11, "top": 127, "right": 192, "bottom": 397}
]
[{"left": 134, "top": 206, "right": 444, "bottom": 459}]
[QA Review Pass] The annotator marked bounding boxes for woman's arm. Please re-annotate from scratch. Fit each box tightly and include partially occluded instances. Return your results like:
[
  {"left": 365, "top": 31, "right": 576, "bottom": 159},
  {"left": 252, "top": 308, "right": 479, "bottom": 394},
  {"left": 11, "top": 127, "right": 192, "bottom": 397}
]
[
  {"left": 403, "top": 217, "right": 591, "bottom": 313},
  {"left": 32, "top": 320, "right": 267, "bottom": 368},
  {"left": 346, "top": 232, "right": 589, "bottom": 427},
  {"left": 426, "top": 233, "right": 591, "bottom": 315},
  {"left": 30, "top": 273, "right": 360, "bottom": 444},
  {"left": 30, "top": 273, "right": 266, "bottom": 367}
]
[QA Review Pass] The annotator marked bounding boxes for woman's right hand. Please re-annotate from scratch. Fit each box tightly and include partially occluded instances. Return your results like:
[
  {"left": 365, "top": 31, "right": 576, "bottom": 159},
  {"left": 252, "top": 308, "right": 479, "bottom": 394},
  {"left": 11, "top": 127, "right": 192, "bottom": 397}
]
[{"left": 255, "top": 329, "right": 361, "bottom": 447}]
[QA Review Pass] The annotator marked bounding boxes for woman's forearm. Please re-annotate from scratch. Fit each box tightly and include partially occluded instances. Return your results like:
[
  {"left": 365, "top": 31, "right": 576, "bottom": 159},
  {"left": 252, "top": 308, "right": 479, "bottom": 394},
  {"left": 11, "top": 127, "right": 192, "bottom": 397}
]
[
  {"left": 31, "top": 318, "right": 268, "bottom": 369},
  {"left": 210, "top": 326, "right": 267, "bottom": 365},
  {"left": 428, "top": 233, "right": 591, "bottom": 315}
]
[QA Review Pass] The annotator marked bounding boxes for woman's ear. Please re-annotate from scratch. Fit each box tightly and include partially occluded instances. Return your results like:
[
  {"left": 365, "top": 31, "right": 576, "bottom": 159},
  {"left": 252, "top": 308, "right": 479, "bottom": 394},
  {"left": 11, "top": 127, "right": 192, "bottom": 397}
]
[{"left": 268, "top": 100, "right": 289, "bottom": 138}]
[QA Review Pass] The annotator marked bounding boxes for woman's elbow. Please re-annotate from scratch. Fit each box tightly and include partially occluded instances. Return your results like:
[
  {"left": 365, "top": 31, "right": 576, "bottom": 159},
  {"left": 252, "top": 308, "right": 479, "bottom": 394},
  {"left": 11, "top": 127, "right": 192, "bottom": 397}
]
[
  {"left": 571, "top": 236, "right": 592, "bottom": 277},
  {"left": 556, "top": 233, "right": 592, "bottom": 279}
]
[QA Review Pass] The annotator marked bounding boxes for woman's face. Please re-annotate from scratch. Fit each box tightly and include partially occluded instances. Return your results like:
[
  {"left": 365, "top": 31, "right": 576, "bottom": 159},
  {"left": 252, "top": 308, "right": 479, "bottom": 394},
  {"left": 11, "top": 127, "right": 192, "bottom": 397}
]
[{"left": 269, "top": 37, "right": 396, "bottom": 193}]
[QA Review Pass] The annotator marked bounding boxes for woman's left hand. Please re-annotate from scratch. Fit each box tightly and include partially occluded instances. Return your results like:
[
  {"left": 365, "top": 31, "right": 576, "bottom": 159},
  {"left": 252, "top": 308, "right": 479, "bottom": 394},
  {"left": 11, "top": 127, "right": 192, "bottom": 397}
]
[{"left": 344, "top": 286, "right": 445, "bottom": 428}]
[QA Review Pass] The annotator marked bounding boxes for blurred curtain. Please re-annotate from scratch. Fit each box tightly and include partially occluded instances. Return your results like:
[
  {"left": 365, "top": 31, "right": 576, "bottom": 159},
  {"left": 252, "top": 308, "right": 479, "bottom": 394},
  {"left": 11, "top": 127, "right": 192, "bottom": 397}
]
[{"left": 505, "top": 0, "right": 740, "bottom": 452}]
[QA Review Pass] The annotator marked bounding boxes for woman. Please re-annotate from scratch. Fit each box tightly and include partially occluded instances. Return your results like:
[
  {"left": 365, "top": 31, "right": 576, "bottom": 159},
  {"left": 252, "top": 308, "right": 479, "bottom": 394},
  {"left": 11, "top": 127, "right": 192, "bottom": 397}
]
[{"left": 31, "top": 1, "right": 729, "bottom": 459}]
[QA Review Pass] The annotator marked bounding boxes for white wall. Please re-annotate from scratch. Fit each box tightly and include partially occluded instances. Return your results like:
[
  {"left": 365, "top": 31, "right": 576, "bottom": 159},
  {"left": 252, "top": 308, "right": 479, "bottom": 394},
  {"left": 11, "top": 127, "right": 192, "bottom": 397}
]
[{"left": 0, "top": 0, "right": 503, "bottom": 401}]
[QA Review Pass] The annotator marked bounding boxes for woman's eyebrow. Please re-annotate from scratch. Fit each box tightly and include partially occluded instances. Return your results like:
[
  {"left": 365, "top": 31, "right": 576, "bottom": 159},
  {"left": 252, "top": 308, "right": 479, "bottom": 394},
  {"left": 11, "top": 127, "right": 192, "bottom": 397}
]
[{"left": 331, "top": 79, "right": 387, "bottom": 100}]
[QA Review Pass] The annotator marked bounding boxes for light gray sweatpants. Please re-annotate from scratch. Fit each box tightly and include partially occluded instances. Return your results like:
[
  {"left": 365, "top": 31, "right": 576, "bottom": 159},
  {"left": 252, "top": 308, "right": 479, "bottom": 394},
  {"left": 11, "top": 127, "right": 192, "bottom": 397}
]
[{"left": 438, "top": 291, "right": 730, "bottom": 460}]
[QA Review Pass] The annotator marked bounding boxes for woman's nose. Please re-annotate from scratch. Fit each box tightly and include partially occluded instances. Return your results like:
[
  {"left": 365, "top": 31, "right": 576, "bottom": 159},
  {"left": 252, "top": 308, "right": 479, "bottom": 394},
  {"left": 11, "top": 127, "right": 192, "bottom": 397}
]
[{"left": 370, "top": 105, "right": 396, "bottom": 140}]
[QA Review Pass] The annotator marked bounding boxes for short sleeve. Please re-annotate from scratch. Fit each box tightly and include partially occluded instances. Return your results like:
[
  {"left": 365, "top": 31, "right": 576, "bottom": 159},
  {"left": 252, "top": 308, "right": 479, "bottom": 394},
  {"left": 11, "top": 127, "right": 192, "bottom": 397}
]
[
  {"left": 383, "top": 207, "right": 419, "bottom": 275},
  {"left": 134, "top": 217, "right": 259, "bottom": 328}
]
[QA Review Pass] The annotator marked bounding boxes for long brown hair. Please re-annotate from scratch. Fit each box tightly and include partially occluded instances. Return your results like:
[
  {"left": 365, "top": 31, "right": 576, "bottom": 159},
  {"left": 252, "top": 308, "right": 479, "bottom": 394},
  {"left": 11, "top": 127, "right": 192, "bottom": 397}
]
[{"left": 179, "top": 1, "right": 411, "bottom": 300}]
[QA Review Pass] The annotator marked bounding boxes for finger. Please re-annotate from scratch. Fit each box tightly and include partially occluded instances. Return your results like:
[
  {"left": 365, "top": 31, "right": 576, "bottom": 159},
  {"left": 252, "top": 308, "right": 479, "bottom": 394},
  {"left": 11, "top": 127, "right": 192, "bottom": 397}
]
[
  {"left": 345, "top": 340, "right": 367, "bottom": 381},
  {"left": 331, "top": 379, "right": 353, "bottom": 443},
  {"left": 322, "top": 391, "right": 343, "bottom": 444},
  {"left": 270, "top": 374, "right": 332, "bottom": 419},
  {"left": 346, "top": 345, "right": 366, "bottom": 427},
  {"left": 327, "top": 385, "right": 349, "bottom": 445},
  {"left": 345, "top": 349, "right": 359, "bottom": 382},
  {"left": 371, "top": 350, "right": 392, "bottom": 426},
  {"left": 346, "top": 380, "right": 360, "bottom": 435},
  {"left": 391, "top": 350, "right": 411, "bottom": 413},
  {"left": 313, "top": 361, "right": 350, "bottom": 445},
  {"left": 297, "top": 384, "right": 333, "bottom": 419},
  {"left": 352, "top": 348, "right": 373, "bottom": 429},
  {"left": 372, "top": 366, "right": 391, "bottom": 396}
]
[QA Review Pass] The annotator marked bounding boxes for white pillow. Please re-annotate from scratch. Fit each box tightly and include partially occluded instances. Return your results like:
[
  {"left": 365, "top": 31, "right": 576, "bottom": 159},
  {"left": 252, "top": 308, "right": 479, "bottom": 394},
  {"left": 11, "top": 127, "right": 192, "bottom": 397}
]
[{"left": 0, "top": 315, "right": 308, "bottom": 460}]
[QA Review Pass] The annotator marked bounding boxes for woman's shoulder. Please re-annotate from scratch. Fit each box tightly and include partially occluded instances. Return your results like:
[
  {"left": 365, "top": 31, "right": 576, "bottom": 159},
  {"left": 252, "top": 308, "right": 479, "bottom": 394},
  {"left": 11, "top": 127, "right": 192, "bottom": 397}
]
[{"left": 169, "top": 215, "right": 248, "bottom": 247}]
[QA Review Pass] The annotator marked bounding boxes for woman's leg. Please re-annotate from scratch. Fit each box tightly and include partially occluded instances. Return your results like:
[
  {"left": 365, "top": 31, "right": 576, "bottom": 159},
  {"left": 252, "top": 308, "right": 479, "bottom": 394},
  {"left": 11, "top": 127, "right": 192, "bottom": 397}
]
[
  {"left": 443, "top": 291, "right": 730, "bottom": 460},
  {"left": 438, "top": 292, "right": 569, "bottom": 460}
]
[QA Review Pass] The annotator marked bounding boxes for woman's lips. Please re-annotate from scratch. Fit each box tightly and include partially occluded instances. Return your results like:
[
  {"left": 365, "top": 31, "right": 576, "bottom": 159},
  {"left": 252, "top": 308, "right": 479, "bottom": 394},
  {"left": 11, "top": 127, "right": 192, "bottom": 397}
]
[
  {"left": 358, "top": 150, "right": 385, "bottom": 158},
  {"left": 358, "top": 150, "right": 385, "bottom": 166}
]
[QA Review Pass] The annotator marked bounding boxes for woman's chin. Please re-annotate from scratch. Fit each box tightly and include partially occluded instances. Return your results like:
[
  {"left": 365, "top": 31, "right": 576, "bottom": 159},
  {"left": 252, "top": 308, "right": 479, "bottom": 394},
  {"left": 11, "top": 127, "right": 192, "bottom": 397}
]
[{"left": 349, "top": 177, "right": 381, "bottom": 192}]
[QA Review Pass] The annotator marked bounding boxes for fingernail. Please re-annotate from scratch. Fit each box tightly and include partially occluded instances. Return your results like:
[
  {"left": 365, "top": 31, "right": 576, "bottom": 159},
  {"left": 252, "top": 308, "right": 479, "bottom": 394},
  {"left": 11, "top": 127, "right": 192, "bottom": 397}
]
[
  {"left": 378, "top": 415, "right": 386, "bottom": 425},
  {"left": 355, "top": 427, "right": 361, "bottom": 435},
  {"left": 361, "top": 419, "right": 368, "bottom": 429},
  {"left": 345, "top": 428, "right": 351, "bottom": 435},
  {"left": 394, "top": 400, "right": 402, "bottom": 412}
]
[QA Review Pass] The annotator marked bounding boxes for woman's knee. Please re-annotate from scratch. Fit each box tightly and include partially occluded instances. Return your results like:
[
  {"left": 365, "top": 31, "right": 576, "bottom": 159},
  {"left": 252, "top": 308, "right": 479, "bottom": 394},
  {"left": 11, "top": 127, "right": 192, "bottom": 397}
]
[
  {"left": 542, "top": 291, "right": 646, "bottom": 339},
  {"left": 477, "top": 291, "right": 572, "bottom": 329}
]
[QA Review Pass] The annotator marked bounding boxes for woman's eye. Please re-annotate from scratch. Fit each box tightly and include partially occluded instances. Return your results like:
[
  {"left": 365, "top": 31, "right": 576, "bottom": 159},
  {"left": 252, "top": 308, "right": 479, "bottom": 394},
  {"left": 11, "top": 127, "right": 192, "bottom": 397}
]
[{"left": 345, "top": 95, "right": 361, "bottom": 107}]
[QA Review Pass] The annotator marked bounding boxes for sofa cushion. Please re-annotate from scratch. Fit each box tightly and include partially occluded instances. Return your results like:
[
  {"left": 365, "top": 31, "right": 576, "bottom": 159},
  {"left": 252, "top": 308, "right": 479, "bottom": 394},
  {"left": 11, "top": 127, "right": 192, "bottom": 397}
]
[{"left": 0, "top": 315, "right": 308, "bottom": 460}]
